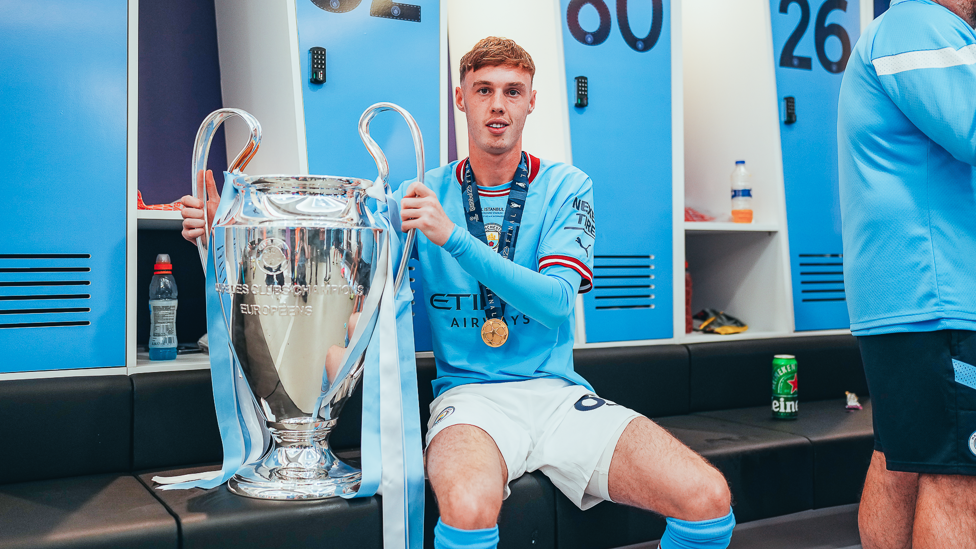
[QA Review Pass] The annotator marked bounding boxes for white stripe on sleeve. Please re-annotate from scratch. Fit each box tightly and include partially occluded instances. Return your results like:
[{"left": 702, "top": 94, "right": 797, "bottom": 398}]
[{"left": 873, "top": 44, "right": 976, "bottom": 76}]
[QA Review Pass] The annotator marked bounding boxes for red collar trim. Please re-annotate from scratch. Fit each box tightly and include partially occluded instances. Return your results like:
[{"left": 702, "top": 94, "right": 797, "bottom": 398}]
[{"left": 455, "top": 153, "right": 541, "bottom": 186}]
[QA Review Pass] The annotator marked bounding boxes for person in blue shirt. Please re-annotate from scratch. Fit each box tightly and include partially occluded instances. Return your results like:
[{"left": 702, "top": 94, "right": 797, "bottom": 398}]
[
  {"left": 837, "top": 0, "right": 976, "bottom": 547},
  {"left": 183, "top": 36, "right": 734, "bottom": 549}
]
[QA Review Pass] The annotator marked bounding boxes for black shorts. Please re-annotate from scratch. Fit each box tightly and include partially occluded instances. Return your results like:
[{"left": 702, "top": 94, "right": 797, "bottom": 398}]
[{"left": 859, "top": 330, "right": 976, "bottom": 475}]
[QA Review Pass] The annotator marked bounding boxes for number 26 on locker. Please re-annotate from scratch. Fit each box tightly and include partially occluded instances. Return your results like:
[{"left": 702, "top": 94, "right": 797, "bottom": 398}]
[
  {"left": 566, "top": 0, "right": 664, "bottom": 52},
  {"left": 779, "top": 0, "right": 852, "bottom": 74}
]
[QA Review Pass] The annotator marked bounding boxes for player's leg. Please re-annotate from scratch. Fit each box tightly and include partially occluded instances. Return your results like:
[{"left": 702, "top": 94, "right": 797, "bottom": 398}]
[
  {"left": 426, "top": 423, "right": 508, "bottom": 530},
  {"left": 857, "top": 330, "right": 976, "bottom": 549},
  {"left": 912, "top": 473, "right": 976, "bottom": 548},
  {"left": 606, "top": 417, "right": 735, "bottom": 549},
  {"left": 531, "top": 386, "right": 733, "bottom": 549},
  {"left": 858, "top": 451, "right": 918, "bottom": 549},
  {"left": 607, "top": 417, "right": 730, "bottom": 521},
  {"left": 424, "top": 384, "right": 531, "bottom": 549}
]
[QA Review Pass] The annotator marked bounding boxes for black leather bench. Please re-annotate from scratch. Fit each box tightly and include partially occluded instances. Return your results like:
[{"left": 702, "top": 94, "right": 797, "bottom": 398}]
[
  {"left": 0, "top": 335, "right": 874, "bottom": 549},
  {"left": 0, "top": 376, "right": 178, "bottom": 549},
  {"left": 553, "top": 336, "right": 872, "bottom": 549}
]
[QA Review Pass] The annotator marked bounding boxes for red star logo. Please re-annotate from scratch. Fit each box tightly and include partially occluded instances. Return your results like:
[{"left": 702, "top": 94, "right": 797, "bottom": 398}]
[{"left": 787, "top": 374, "right": 798, "bottom": 394}]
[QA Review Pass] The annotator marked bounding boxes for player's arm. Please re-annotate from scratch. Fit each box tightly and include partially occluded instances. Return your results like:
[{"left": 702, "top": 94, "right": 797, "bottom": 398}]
[
  {"left": 873, "top": 18, "right": 976, "bottom": 166},
  {"left": 400, "top": 181, "right": 581, "bottom": 330}
]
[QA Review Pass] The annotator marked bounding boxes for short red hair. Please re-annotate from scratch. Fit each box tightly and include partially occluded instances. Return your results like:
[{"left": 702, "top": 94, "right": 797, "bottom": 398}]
[{"left": 459, "top": 37, "right": 536, "bottom": 83}]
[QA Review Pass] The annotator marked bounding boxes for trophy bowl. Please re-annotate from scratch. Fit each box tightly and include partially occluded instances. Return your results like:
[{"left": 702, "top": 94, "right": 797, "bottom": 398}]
[
  {"left": 192, "top": 105, "right": 422, "bottom": 500},
  {"left": 220, "top": 174, "right": 377, "bottom": 499}
]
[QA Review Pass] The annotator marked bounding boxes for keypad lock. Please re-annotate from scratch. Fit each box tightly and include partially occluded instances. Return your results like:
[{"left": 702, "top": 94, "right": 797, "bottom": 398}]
[{"left": 310, "top": 47, "right": 326, "bottom": 84}]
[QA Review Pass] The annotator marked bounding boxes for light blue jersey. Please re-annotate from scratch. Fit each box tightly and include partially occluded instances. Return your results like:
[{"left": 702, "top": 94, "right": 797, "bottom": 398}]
[
  {"left": 837, "top": 0, "right": 976, "bottom": 335},
  {"left": 396, "top": 154, "right": 596, "bottom": 397}
]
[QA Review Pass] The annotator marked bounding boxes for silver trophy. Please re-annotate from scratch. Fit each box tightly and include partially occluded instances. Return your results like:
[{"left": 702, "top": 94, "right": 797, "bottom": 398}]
[{"left": 191, "top": 104, "right": 422, "bottom": 500}]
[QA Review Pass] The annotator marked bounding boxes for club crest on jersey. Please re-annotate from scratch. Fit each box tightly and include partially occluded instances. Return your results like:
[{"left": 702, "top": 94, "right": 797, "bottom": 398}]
[
  {"left": 485, "top": 223, "right": 502, "bottom": 250},
  {"left": 433, "top": 406, "right": 455, "bottom": 426}
]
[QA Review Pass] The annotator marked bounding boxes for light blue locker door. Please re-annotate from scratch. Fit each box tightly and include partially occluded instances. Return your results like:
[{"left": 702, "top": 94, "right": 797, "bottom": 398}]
[
  {"left": 295, "top": 0, "right": 439, "bottom": 351},
  {"left": 771, "top": 0, "right": 858, "bottom": 330},
  {"left": 0, "top": 0, "right": 128, "bottom": 372},
  {"left": 560, "top": 0, "right": 673, "bottom": 343}
]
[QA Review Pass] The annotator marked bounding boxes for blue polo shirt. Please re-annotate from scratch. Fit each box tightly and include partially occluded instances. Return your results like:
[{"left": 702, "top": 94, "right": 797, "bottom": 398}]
[{"left": 837, "top": 0, "right": 976, "bottom": 335}]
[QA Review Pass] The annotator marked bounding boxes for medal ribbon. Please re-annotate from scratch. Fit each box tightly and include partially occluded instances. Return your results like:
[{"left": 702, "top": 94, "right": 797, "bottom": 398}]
[{"left": 460, "top": 152, "right": 530, "bottom": 320}]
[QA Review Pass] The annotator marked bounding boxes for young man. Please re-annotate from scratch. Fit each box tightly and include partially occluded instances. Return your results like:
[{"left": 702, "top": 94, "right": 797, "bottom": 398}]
[
  {"left": 837, "top": 1, "right": 976, "bottom": 548},
  {"left": 184, "top": 37, "right": 734, "bottom": 549}
]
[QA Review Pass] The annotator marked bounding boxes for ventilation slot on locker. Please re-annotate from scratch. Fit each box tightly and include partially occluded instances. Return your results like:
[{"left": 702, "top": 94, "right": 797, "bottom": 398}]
[
  {"left": 592, "top": 255, "right": 656, "bottom": 310},
  {"left": 0, "top": 254, "right": 92, "bottom": 329},
  {"left": 798, "top": 253, "right": 845, "bottom": 302}
]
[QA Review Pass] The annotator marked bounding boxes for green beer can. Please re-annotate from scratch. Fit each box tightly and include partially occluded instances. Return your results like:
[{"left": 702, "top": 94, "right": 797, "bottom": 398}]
[{"left": 772, "top": 355, "right": 798, "bottom": 420}]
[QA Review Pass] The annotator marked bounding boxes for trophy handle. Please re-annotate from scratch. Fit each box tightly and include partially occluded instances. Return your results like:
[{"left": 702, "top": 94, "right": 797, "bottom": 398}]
[
  {"left": 358, "top": 103, "right": 424, "bottom": 293},
  {"left": 191, "top": 108, "right": 262, "bottom": 269}
]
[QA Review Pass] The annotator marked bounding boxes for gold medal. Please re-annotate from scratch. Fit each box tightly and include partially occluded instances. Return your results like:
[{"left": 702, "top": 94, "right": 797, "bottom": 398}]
[{"left": 481, "top": 318, "right": 509, "bottom": 347}]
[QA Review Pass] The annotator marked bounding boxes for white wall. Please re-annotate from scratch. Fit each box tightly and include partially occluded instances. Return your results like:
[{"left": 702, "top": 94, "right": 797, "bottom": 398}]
[
  {"left": 447, "top": 0, "right": 571, "bottom": 164},
  {"left": 682, "top": 0, "right": 785, "bottom": 226},
  {"left": 214, "top": 0, "right": 308, "bottom": 176}
]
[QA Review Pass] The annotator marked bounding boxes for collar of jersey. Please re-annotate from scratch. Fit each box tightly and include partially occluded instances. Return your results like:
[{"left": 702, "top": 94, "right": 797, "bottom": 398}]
[
  {"left": 476, "top": 181, "right": 512, "bottom": 197},
  {"left": 454, "top": 152, "right": 542, "bottom": 189}
]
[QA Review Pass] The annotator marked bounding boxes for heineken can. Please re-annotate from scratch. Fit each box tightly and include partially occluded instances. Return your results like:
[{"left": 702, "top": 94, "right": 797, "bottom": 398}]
[{"left": 772, "top": 355, "right": 799, "bottom": 420}]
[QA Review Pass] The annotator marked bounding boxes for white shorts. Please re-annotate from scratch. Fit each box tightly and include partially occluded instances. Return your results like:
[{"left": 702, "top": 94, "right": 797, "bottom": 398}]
[{"left": 425, "top": 378, "right": 642, "bottom": 510}]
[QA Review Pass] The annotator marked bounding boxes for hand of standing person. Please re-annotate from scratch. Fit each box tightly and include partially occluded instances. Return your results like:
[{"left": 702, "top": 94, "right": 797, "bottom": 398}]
[{"left": 181, "top": 169, "right": 219, "bottom": 243}]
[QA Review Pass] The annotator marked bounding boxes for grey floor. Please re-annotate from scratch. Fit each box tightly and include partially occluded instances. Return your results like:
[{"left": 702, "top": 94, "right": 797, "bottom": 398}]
[{"left": 616, "top": 504, "right": 861, "bottom": 549}]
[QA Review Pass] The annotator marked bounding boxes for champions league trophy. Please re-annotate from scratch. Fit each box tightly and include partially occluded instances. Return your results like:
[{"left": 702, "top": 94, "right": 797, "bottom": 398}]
[{"left": 191, "top": 104, "right": 421, "bottom": 500}]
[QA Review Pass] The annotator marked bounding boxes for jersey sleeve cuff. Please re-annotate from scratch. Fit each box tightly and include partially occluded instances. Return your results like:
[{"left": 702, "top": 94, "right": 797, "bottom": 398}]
[{"left": 539, "top": 255, "right": 593, "bottom": 294}]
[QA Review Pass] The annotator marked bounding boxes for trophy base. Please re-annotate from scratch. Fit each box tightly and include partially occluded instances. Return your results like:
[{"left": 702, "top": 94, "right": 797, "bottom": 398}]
[{"left": 227, "top": 430, "right": 362, "bottom": 500}]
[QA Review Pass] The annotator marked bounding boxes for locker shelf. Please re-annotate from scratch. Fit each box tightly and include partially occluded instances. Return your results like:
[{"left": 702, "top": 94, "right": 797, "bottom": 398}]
[
  {"left": 679, "top": 330, "right": 790, "bottom": 344},
  {"left": 684, "top": 222, "right": 780, "bottom": 235},
  {"left": 137, "top": 210, "right": 183, "bottom": 230},
  {"left": 134, "top": 351, "right": 210, "bottom": 372}
]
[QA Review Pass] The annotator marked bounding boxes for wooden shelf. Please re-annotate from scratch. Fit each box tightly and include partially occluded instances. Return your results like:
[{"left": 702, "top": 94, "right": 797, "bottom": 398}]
[
  {"left": 684, "top": 222, "right": 779, "bottom": 235},
  {"left": 133, "top": 351, "right": 210, "bottom": 372},
  {"left": 137, "top": 210, "right": 183, "bottom": 230}
]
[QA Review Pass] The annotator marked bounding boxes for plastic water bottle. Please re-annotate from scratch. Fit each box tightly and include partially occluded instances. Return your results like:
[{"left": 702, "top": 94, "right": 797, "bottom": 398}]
[
  {"left": 731, "top": 160, "right": 753, "bottom": 223},
  {"left": 148, "top": 254, "right": 178, "bottom": 360}
]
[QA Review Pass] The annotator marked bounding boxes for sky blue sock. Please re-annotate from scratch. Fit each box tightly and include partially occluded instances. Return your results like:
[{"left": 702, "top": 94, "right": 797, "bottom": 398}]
[
  {"left": 660, "top": 508, "right": 736, "bottom": 549},
  {"left": 433, "top": 518, "right": 500, "bottom": 549}
]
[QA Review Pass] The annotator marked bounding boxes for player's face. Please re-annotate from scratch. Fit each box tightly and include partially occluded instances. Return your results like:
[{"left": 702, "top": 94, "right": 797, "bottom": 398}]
[{"left": 456, "top": 65, "right": 537, "bottom": 157}]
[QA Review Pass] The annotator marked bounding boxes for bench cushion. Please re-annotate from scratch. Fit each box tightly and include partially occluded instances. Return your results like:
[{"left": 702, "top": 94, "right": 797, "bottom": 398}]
[
  {"left": 574, "top": 345, "right": 690, "bottom": 418},
  {"left": 688, "top": 335, "right": 866, "bottom": 412},
  {"left": 698, "top": 397, "right": 874, "bottom": 508},
  {"left": 131, "top": 371, "right": 222, "bottom": 471},
  {"left": 0, "top": 376, "right": 132, "bottom": 484},
  {"left": 139, "top": 465, "right": 382, "bottom": 549},
  {"left": 0, "top": 474, "right": 177, "bottom": 549}
]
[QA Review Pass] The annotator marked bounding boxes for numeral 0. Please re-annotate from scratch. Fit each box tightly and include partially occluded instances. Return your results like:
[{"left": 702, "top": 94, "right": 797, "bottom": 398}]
[
  {"left": 779, "top": 0, "right": 851, "bottom": 73},
  {"left": 567, "top": 0, "right": 664, "bottom": 53}
]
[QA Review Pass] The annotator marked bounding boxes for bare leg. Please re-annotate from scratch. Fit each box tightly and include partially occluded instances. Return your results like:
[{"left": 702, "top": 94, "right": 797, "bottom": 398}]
[
  {"left": 608, "top": 417, "right": 731, "bottom": 521},
  {"left": 859, "top": 451, "right": 918, "bottom": 549},
  {"left": 426, "top": 424, "right": 508, "bottom": 530},
  {"left": 913, "top": 473, "right": 976, "bottom": 549}
]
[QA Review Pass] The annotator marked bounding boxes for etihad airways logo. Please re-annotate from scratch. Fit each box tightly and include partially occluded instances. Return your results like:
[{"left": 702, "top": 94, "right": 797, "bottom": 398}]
[{"left": 428, "top": 293, "right": 530, "bottom": 329}]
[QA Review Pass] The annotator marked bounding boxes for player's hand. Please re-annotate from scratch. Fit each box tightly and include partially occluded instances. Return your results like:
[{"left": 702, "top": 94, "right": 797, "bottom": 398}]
[
  {"left": 400, "top": 182, "right": 453, "bottom": 247},
  {"left": 181, "top": 170, "right": 220, "bottom": 243}
]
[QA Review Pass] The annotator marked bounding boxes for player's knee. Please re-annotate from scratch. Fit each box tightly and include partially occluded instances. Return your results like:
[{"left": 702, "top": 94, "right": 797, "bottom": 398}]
[
  {"left": 437, "top": 485, "right": 502, "bottom": 530},
  {"left": 683, "top": 471, "right": 731, "bottom": 521}
]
